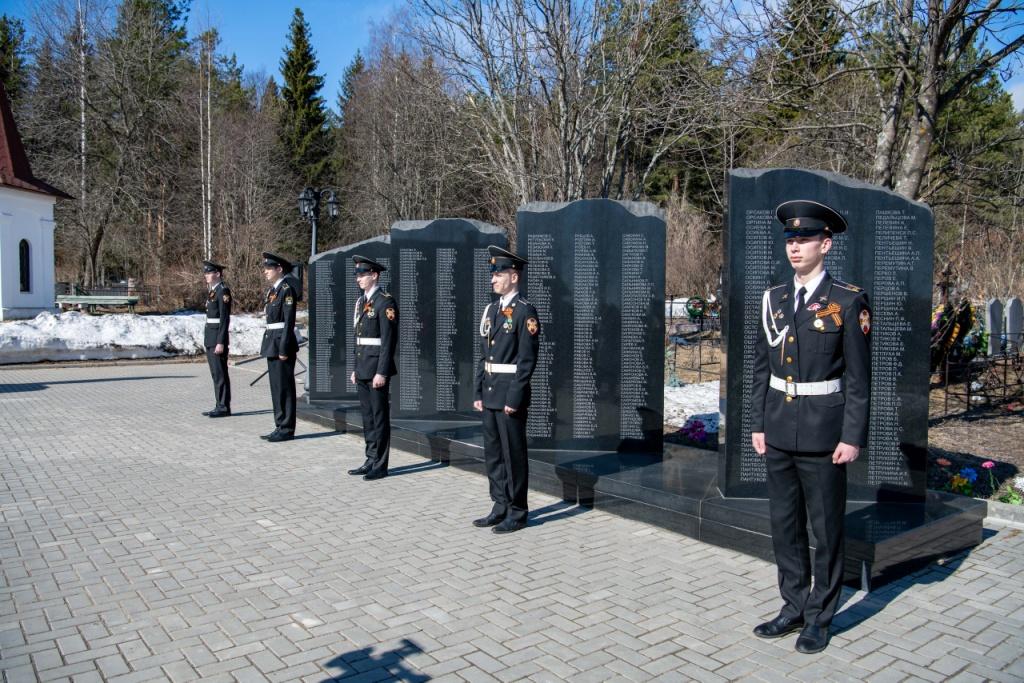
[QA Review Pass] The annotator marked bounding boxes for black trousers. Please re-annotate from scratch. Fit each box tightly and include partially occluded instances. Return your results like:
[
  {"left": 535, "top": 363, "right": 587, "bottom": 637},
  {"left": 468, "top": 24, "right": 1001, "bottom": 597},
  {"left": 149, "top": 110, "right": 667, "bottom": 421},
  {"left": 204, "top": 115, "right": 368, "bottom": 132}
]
[
  {"left": 356, "top": 377, "right": 391, "bottom": 474},
  {"left": 765, "top": 444, "right": 847, "bottom": 628},
  {"left": 267, "top": 356, "right": 296, "bottom": 435},
  {"left": 205, "top": 346, "right": 230, "bottom": 409},
  {"left": 481, "top": 407, "right": 529, "bottom": 525}
]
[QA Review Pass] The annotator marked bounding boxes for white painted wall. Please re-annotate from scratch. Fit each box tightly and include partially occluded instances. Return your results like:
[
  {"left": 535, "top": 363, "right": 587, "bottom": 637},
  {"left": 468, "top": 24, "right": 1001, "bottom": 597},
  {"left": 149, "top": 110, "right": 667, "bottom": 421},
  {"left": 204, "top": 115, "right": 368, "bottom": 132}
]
[{"left": 0, "top": 185, "right": 58, "bottom": 321}]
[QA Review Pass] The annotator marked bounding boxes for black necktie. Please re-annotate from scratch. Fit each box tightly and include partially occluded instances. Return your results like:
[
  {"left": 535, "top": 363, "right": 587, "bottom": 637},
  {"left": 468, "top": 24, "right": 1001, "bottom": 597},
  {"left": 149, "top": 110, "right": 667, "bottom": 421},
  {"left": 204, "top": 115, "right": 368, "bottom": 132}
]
[{"left": 795, "top": 286, "right": 806, "bottom": 314}]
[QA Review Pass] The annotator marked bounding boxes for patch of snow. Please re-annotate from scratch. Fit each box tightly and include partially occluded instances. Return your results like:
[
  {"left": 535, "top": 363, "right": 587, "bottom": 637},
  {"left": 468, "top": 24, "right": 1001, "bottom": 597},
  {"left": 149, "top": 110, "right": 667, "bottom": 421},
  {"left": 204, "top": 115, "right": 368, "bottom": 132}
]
[
  {"left": 664, "top": 381, "right": 720, "bottom": 429},
  {"left": 0, "top": 311, "right": 303, "bottom": 364}
]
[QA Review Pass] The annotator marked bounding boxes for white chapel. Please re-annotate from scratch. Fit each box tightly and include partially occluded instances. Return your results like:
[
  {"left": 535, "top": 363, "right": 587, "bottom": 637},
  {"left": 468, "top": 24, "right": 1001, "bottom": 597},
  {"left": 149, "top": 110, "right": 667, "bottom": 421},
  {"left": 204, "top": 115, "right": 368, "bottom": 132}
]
[{"left": 0, "top": 81, "right": 70, "bottom": 321}]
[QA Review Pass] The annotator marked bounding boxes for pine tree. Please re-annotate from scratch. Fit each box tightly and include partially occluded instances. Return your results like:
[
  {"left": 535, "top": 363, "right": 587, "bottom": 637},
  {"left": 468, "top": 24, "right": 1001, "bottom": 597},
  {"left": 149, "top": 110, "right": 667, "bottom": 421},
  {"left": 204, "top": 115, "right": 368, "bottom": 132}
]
[
  {"left": 260, "top": 76, "right": 282, "bottom": 114},
  {"left": 336, "top": 50, "right": 364, "bottom": 128},
  {"left": 279, "top": 8, "right": 331, "bottom": 186},
  {"left": 0, "top": 15, "right": 29, "bottom": 104},
  {"left": 331, "top": 50, "right": 364, "bottom": 181}
]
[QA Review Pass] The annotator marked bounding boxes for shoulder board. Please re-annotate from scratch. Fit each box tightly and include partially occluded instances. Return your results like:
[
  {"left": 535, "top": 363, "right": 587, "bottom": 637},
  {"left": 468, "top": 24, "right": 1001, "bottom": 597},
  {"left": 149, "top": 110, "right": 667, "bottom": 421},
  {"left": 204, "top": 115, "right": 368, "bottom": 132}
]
[
  {"left": 517, "top": 297, "right": 531, "bottom": 306},
  {"left": 832, "top": 280, "right": 863, "bottom": 293},
  {"left": 382, "top": 292, "right": 393, "bottom": 298},
  {"left": 767, "top": 283, "right": 787, "bottom": 291}
]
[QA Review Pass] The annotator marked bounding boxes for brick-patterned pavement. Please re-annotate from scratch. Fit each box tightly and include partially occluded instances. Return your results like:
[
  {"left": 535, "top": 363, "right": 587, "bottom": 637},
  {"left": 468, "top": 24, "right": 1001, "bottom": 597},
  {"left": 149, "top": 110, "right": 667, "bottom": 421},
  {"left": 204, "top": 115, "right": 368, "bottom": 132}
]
[{"left": 1, "top": 361, "right": 1022, "bottom": 682}]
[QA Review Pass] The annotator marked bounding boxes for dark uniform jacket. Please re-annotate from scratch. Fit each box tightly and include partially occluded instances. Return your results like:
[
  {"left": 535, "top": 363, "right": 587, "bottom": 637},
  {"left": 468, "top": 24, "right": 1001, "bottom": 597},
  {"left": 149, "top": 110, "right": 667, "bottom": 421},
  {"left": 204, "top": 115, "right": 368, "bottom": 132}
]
[
  {"left": 475, "top": 293, "right": 540, "bottom": 411},
  {"left": 260, "top": 278, "right": 299, "bottom": 358},
  {"left": 751, "top": 273, "right": 871, "bottom": 452},
  {"left": 204, "top": 281, "right": 231, "bottom": 349},
  {"left": 354, "top": 289, "right": 398, "bottom": 380}
]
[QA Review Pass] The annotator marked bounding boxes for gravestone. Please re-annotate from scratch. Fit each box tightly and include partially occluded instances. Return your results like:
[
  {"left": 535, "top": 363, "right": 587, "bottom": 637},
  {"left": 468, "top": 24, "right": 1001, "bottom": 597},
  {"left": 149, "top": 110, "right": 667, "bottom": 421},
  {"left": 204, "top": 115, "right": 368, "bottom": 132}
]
[
  {"left": 390, "top": 219, "right": 507, "bottom": 420},
  {"left": 1007, "top": 297, "right": 1023, "bottom": 354},
  {"left": 722, "top": 168, "right": 933, "bottom": 502},
  {"left": 517, "top": 199, "right": 665, "bottom": 453},
  {"left": 986, "top": 298, "right": 1004, "bottom": 356},
  {"left": 306, "top": 235, "right": 391, "bottom": 402}
]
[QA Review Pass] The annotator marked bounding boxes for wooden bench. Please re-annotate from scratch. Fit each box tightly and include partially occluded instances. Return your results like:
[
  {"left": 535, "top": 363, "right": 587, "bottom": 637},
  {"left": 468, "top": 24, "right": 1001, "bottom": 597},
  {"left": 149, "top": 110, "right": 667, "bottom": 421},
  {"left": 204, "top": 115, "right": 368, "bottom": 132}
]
[{"left": 56, "top": 294, "right": 140, "bottom": 314}]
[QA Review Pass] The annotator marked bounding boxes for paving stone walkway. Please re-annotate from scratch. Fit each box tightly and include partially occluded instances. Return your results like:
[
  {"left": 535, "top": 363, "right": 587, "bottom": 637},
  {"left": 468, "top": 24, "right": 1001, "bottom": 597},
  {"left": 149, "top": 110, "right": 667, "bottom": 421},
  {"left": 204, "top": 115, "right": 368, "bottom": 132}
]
[{"left": 1, "top": 361, "right": 1022, "bottom": 682}]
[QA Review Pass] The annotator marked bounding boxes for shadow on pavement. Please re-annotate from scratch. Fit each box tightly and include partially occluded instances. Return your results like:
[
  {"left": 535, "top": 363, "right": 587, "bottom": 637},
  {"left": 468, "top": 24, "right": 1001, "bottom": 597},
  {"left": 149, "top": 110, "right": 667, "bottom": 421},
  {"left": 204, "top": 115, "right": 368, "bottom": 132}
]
[
  {"left": 530, "top": 501, "right": 590, "bottom": 526},
  {"left": 0, "top": 376, "right": 192, "bottom": 393},
  {"left": 387, "top": 461, "right": 449, "bottom": 476},
  {"left": 292, "top": 431, "right": 340, "bottom": 440},
  {"left": 832, "top": 527, "right": 996, "bottom": 635},
  {"left": 320, "top": 637, "right": 429, "bottom": 682}
]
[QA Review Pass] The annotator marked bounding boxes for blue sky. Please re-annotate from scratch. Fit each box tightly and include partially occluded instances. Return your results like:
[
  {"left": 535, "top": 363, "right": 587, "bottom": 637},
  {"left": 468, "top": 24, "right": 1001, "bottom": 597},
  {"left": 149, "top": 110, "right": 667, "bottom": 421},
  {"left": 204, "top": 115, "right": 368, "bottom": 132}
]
[
  {"left": 188, "top": 0, "right": 402, "bottom": 110},
  {"left": 4, "top": 0, "right": 1023, "bottom": 111},
  {"left": 6, "top": 0, "right": 402, "bottom": 113}
]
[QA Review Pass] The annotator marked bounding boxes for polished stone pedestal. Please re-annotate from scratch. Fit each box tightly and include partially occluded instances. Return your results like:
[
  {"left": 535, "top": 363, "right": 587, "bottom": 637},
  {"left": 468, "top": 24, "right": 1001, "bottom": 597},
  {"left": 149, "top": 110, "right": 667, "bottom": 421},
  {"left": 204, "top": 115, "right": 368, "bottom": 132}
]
[{"left": 299, "top": 400, "right": 985, "bottom": 590}]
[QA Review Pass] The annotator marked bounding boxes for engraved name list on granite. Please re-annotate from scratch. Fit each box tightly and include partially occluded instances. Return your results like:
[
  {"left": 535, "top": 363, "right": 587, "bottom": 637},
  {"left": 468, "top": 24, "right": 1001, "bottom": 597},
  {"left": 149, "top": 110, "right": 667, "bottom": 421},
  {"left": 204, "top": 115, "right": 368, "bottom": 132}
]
[
  {"left": 390, "top": 219, "right": 508, "bottom": 420},
  {"left": 517, "top": 199, "right": 665, "bottom": 453}
]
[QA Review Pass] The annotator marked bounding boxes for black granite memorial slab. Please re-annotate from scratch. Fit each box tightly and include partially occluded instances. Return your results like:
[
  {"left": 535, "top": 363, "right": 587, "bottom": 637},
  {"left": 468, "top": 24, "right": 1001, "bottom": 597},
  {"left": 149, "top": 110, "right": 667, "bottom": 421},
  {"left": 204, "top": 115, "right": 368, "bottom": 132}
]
[
  {"left": 306, "top": 235, "right": 391, "bottom": 402},
  {"left": 516, "top": 199, "right": 666, "bottom": 453},
  {"left": 389, "top": 219, "right": 507, "bottom": 420},
  {"left": 721, "top": 168, "right": 934, "bottom": 502}
]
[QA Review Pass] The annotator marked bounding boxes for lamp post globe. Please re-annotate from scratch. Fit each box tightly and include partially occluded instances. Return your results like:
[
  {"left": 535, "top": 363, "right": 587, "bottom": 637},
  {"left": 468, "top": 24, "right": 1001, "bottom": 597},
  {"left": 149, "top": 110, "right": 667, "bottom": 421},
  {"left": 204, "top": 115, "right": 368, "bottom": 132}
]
[{"left": 297, "top": 187, "right": 339, "bottom": 258}]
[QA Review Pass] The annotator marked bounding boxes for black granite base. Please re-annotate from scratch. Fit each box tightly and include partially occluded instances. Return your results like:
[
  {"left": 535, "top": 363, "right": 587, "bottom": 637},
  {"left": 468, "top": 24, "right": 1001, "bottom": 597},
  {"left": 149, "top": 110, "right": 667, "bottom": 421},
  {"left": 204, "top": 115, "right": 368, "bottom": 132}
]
[{"left": 299, "top": 399, "right": 986, "bottom": 590}]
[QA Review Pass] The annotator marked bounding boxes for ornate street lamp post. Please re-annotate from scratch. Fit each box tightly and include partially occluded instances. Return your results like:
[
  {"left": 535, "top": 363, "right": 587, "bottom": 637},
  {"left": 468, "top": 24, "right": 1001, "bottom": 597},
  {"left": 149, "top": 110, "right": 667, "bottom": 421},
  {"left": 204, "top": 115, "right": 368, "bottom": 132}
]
[{"left": 298, "top": 187, "right": 339, "bottom": 258}]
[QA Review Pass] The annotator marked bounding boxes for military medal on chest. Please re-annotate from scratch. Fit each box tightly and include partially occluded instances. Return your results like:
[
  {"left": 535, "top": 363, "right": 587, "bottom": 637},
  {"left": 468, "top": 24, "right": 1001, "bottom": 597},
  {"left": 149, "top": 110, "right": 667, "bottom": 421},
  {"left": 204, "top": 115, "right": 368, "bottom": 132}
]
[{"left": 814, "top": 302, "right": 842, "bottom": 330}]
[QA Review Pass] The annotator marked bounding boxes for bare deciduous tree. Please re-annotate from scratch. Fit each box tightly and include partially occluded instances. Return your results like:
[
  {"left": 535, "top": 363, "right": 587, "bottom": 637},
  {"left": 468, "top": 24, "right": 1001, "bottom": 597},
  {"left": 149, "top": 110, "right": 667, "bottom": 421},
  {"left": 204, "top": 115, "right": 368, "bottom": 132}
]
[{"left": 407, "top": 0, "right": 710, "bottom": 211}]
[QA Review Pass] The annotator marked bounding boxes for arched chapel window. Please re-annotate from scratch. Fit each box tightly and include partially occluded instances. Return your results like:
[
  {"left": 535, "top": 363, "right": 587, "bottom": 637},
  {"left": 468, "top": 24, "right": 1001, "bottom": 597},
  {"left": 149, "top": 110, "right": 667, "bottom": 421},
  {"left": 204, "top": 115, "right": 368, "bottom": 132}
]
[{"left": 19, "top": 239, "right": 30, "bottom": 292}]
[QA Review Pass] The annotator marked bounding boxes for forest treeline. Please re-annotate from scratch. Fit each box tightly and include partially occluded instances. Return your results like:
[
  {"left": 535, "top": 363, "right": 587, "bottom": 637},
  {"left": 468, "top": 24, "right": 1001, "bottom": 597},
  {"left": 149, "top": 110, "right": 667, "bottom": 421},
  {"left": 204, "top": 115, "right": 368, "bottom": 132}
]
[{"left": 1, "top": 0, "right": 1022, "bottom": 309}]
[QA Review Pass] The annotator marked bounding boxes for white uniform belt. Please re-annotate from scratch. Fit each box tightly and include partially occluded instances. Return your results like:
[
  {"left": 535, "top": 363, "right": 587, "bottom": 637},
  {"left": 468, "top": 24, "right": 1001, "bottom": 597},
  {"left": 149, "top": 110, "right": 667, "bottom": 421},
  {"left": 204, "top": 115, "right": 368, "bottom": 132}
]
[
  {"left": 356, "top": 337, "right": 381, "bottom": 346},
  {"left": 770, "top": 375, "right": 842, "bottom": 397},
  {"left": 485, "top": 362, "right": 517, "bottom": 373},
  {"left": 266, "top": 322, "right": 285, "bottom": 330},
  {"left": 205, "top": 318, "right": 220, "bottom": 324}
]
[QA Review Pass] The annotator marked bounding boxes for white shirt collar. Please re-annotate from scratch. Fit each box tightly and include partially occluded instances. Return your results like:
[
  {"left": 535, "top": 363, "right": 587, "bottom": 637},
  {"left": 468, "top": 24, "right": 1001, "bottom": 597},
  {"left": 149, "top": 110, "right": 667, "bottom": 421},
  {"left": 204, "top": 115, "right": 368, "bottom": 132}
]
[
  {"left": 272, "top": 277, "right": 285, "bottom": 290},
  {"left": 793, "top": 269, "right": 827, "bottom": 303},
  {"left": 499, "top": 290, "right": 519, "bottom": 308},
  {"left": 363, "top": 284, "right": 379, "bottom": 301}
]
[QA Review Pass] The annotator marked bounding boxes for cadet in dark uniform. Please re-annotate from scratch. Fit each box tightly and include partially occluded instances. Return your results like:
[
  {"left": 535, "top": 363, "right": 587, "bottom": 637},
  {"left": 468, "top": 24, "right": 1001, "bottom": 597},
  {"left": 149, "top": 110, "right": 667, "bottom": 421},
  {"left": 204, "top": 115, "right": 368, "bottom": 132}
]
[
  {"left": 472, "top": 246, "right": 540, "bottom": 534},
  {"left": 259, "top": 252, "right": 299, "bottom": 443},
  {"left": 201, "top": 260, "right": 231, "bottom": 418},
  {"left": 750, "top": 200, "right": 871, "bottom": 654},
  {"left": 348, "top": 255, "right": 398, "bottom": 481}
]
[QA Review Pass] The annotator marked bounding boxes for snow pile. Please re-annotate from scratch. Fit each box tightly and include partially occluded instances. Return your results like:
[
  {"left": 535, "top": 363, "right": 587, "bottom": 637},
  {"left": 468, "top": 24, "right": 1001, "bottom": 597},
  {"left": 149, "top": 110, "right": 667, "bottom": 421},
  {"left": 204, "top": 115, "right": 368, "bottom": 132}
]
[
  {"left": 0, "top": 311, "right": 299, "bottom": 364},
  {"left": 664, "top": 381, "right": 720, "bottom": 430}
]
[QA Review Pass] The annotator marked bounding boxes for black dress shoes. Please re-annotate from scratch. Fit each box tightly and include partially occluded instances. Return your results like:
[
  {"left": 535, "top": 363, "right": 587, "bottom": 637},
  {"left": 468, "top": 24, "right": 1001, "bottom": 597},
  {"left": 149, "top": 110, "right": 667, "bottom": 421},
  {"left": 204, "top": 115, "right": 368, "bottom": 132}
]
[
  {"left": 795, "top": 624, "right": 829, "bottom": 654},
  {"left": 207, "top": 408, "right": 231, "bottom": 418},
  {"left": 348, "top": 465, "right": 371, "bottom": 476},
  {"left": 201, "top": 408, "right": 217, "bottom": 416},
  {"left": 492, "top": 519, "right": 526, "bottom": 534},
  {"left": 753, "top": 615, "right": 805, "bottom": 639},
  {"left": 472, "top": 514, "right": 503, "bottom": 528},
  {"left": 362, "top": 471, "right": 387, "bottom": 481},
  {"left": 259, "top": 430, "right": 278, "bottom": 441},
  {"left": 266, "top": 432, "right": 294, "bottom": 443}
]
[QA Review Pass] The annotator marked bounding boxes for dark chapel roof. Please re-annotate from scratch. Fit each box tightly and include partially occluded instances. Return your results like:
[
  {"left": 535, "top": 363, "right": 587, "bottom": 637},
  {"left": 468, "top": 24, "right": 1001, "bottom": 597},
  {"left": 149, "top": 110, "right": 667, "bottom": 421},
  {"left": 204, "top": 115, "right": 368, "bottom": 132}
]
[{"left": 0, "top": 81, "right": 71, "bottom": 199}]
